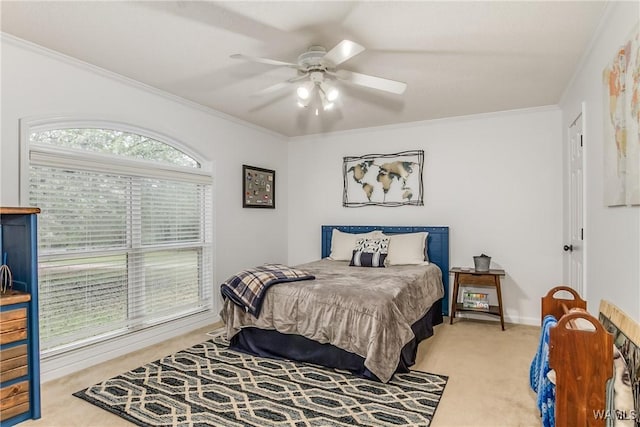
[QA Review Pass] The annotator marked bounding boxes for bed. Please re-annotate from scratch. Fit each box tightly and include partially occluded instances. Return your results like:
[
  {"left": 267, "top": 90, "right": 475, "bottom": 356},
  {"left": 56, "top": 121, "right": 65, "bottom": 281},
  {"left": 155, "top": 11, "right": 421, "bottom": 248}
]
[{"left": 220, "top": 225, "right": 449, "bottom": 382}]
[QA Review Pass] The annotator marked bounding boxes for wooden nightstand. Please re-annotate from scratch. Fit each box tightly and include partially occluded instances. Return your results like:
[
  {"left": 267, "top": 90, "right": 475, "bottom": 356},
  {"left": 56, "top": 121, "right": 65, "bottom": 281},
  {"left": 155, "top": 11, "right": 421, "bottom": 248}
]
[{"left": 449, "top": 267, "right": 506, "bottom": 330}]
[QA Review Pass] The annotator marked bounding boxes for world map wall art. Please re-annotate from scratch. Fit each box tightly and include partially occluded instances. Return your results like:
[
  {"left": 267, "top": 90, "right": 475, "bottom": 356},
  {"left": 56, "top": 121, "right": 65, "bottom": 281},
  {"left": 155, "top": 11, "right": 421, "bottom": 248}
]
[
  {"left": 603, "top": 24, "right": 639, "bottom": 207},
  {"left": 343, "top": 150, "right": 424, "bottom": 207}
]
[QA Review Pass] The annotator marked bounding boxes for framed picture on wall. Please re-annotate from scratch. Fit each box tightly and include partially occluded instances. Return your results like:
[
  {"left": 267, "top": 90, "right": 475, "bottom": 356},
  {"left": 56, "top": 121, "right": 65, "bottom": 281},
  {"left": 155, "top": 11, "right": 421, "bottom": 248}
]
[
  {"left": 343, "top": 150, "right": 424, "bottom": 207},
  {"left": 243, "top": 165, "right": 275, "bottom": 209}
]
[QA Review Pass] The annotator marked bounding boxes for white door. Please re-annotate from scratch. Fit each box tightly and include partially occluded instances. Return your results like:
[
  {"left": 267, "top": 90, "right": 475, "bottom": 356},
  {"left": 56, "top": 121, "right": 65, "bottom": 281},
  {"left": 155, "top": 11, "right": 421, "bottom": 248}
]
[{"left": 566, "top": 112, "right": 584, "bottom": 295}]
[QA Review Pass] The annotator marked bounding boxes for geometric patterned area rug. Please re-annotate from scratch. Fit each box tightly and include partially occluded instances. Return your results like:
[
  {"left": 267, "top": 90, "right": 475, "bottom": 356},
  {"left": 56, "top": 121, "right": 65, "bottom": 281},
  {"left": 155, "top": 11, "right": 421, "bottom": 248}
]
[{"left": 74, "top": 333, "right": 448, "bottom": 426}]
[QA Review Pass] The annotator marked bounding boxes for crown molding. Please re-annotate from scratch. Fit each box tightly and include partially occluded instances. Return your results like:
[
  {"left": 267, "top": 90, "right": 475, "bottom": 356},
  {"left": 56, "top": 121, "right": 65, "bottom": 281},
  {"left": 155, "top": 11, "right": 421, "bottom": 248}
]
[
  {"left": 289, "top": 105, "right": 560, "bottom": 142},
  {"left": 1, "top": 32, "right": 287, "bottom": 141}
]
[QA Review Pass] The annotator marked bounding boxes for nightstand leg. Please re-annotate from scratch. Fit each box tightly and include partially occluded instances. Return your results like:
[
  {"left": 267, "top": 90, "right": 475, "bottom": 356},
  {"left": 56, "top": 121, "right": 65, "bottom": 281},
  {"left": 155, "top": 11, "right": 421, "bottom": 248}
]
[
  {"left": 450, "top": 273, "right": 460, "bottom": 324},
  {"left": 495, "top": 276, "right": 505, "bottom": 330}
]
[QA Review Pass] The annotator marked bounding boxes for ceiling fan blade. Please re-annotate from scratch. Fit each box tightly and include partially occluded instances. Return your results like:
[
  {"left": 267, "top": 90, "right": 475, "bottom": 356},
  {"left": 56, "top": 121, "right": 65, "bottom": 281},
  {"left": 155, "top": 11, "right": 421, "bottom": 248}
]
[
  {"left": 253, "top": 73, "right": 310, "bottom": 96},
  {"left": 322, "top": 40, "right": 365, "bottom": 67},
  {"left": 333, "top": 69, "right": 407, "bottom": 94},
  {"left": 253, "top": 81, "right": 292, "bottom": 96},
  {"left": 287, "top": 73, "right": 310, "bottom": 83},
  {"left": 230, "top": 53, "right": 299, "bottom": 69}
]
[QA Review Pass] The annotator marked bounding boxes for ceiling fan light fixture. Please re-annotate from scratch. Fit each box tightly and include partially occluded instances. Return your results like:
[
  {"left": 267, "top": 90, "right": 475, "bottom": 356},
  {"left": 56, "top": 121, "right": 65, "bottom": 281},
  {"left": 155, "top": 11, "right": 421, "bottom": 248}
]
[
  {"left": 327, "top": 88, "right": 339, "bottom": 102},
  {"left": 297, "top": 94, "right": 312, "bottom": 108},
  {"left": 296, "top": 86, "right": 310, "bottom": 100},
  {"left": 296, "top": 81, "right": 314, "bottom": 100},
  {"left": 320, "top": 81, "right": 339, "bottom": 102},
  {"left": 319, "top": 88, "right": 334, "bottom": 111}
]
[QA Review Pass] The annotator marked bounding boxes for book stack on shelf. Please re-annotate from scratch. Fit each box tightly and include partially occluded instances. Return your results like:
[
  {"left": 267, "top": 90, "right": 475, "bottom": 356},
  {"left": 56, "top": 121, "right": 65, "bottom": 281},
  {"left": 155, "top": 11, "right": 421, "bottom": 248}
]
[{"left": 463, "top": 291, "right": 489, "bottom": 310}]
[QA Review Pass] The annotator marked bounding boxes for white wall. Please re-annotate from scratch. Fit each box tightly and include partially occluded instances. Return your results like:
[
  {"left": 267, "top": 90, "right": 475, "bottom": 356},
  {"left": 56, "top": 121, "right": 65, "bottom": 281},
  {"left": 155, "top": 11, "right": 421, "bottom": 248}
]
[
  {"left": 560, "top": 3, "right": 640, "bottom": 319},
  {"left": 0, "top": 35, "right": 288, "bottom": 380},
  {"left": 288, "top": 107, "right": 563, "bottom": 325}
]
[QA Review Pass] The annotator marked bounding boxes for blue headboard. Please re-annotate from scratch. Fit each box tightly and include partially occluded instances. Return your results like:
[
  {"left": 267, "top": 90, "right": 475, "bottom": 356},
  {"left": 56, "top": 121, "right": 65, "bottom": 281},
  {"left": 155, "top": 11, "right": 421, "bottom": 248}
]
[{"left": 321, "top": 225, "right": 450, "bottom": 316}]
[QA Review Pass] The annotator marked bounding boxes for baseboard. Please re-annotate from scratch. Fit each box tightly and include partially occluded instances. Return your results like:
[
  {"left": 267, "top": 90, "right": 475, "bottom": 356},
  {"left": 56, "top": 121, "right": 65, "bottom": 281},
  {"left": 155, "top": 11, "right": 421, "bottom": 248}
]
[
  {"left": 505, "top": 313, "right": 539, "bottom": 326},
  {"left": 41, "top": 310, "right": 219, "bottom": 382},
  {"left": 454, "top": 311, "right": 539, "bottom": 326}
]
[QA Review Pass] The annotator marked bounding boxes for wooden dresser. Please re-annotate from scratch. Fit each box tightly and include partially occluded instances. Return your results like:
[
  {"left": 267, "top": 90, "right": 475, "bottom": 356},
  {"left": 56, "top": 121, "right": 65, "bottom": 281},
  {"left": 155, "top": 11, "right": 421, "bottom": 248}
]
[{"left": 0, "top": 207, "right": 41, "bottom": 425}]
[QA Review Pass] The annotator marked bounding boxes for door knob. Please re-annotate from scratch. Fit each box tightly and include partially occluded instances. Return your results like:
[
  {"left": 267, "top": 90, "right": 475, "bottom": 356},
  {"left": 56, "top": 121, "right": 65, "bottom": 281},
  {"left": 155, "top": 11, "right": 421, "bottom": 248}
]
[{"left": 563, "top": 244, "right": 573, "bottom": 252}]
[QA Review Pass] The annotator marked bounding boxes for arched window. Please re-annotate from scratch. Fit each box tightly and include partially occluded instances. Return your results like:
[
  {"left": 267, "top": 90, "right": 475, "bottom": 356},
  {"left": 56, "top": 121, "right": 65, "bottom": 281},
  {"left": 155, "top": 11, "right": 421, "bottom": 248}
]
[{"left": 25, "top": 121, "right": 213, "bottom": 354}]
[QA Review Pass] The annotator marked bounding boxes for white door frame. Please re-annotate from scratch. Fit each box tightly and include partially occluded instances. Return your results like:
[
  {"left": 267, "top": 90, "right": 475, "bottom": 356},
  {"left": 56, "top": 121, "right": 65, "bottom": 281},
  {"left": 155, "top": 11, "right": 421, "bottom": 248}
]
[{"left": 564, "top": 102, "right": 587, "bottom": 297}]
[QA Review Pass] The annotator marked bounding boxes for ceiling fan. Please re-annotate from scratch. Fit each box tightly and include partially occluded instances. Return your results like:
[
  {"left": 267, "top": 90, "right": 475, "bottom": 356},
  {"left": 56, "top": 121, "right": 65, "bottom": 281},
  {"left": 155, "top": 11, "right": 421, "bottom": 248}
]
[{"left": 231, "top": 40, "right": 407, "bottom": 112}]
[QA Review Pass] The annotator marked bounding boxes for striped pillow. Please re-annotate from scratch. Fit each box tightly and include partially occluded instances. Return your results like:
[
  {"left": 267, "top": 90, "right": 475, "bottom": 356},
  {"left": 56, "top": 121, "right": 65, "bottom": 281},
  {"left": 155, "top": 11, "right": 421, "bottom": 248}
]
[
  {"left": 350, "top": 250, "right": 387, "bottom": 267},
  {"left": 350, "top": 237, "right": 389, "bottom": 267}
]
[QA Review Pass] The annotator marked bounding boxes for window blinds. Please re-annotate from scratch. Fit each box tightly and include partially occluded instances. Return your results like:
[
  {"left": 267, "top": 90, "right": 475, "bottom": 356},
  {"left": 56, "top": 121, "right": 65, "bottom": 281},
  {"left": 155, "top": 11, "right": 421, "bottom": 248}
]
[{"left": 30, "top": 145, "right": 213, "bottom": 355}]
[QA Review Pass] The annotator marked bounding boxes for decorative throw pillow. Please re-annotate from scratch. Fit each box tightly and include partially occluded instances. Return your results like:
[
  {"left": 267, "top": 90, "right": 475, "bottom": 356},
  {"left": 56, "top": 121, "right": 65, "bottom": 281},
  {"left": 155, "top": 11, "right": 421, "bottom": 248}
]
[
  {"left": 328, "top": 229, "right": 384, "bottom": 261},
  {"left": 350, "top": 237, "right": 389, "bottom": 267},
  {"left": 386, "top": 232, "right": 429, "bottom": 265},
  {"left": 350, "top": 251, "right": 387, "bottom": 267},
  {"left": 354, "top": 237, "right": 390, "bottom": 253}
]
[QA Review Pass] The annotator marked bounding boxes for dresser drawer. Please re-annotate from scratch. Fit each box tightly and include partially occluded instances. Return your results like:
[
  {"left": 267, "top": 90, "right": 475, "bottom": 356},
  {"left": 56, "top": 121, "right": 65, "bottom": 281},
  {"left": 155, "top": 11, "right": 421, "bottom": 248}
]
[
  {"left": 457, "top": 273, "right": 497, "bottom": 286},
  {"left": 0, "top": 380, "right": 29, "bottom": 422},
  {"left": 0, "top": 308, "right": 27, "bottom": 345},
  {"left": 0, "top": 345, "right": 28, "bottom": 382}
]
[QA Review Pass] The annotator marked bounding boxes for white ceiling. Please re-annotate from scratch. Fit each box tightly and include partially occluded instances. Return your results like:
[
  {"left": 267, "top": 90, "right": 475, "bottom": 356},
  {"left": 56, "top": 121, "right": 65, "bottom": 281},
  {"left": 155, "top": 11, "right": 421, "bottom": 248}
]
[{"left": 1, "top": 1, "right": 607, "bottom": 137}]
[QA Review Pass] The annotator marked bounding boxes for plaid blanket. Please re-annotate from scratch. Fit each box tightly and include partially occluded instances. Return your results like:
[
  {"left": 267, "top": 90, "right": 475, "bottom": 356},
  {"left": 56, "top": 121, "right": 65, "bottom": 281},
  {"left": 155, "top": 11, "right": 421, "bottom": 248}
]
[{"left": 220, "top": 264, "right": 315, "bottom": 317}]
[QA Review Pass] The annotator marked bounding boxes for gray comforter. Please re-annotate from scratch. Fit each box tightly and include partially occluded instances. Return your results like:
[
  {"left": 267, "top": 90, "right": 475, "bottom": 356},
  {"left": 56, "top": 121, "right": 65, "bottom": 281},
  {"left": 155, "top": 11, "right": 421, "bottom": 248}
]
[{"left": 220, "top": 259, "right": 444, "bottom": 382}]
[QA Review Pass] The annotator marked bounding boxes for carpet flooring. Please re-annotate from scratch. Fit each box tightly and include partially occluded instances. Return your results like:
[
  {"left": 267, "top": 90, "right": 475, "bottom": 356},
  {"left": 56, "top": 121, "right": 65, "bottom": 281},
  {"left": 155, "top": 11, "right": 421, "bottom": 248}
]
[{"left": 74, "top": 333, "right": 448, "bottom": 426}]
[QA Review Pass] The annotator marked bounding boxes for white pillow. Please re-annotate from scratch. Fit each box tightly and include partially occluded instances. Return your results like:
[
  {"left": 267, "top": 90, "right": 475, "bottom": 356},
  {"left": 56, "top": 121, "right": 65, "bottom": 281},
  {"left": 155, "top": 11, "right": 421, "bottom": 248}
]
[
  {"left": 386, "top": 232, "right": 429, "bottom": 265},
  {"left": 329, "top": 229, "right": 384, "bottom": 261}
]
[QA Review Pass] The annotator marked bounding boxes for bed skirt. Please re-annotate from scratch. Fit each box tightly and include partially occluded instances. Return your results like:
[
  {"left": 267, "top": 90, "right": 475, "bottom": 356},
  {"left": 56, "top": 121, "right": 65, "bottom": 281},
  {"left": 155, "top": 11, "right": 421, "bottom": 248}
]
[{"left": 229, "top": 299, "right": 443, "bottom": 381}]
